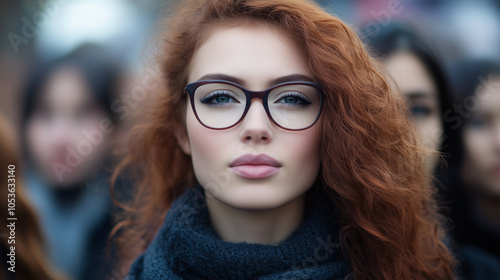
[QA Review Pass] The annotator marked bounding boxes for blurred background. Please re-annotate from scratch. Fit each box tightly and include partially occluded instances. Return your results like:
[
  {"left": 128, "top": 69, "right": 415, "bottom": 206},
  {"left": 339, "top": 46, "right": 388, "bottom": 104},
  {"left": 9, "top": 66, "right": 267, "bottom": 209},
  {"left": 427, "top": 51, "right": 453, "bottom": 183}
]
[{"left": 0, "top": 0, "right": 499, "bottom": 279}]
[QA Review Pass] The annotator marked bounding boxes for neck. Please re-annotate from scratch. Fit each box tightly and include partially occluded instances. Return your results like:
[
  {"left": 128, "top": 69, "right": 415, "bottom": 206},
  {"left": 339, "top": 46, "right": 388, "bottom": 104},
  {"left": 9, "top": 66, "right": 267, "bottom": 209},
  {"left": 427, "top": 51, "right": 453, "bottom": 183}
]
[{"left": 205, "top": 193, "right": 305, "bottom": 245}]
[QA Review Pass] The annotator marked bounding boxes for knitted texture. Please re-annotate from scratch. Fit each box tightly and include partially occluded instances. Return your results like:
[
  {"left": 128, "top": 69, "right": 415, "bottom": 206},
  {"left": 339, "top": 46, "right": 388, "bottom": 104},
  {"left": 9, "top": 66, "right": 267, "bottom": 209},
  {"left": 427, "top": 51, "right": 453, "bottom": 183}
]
[{"left": 128, "top": 185, "right": 349, "bottom": 279}]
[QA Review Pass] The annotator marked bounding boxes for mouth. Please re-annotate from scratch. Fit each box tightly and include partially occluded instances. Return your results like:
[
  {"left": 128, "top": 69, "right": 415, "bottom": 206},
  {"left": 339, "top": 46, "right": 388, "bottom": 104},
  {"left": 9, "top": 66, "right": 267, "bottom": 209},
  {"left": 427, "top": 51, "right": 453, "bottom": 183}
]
[
  {"left": 491, "top": 163, "right": 500, "bottom": 178},
  {"left": 52, "top": 153, "right": 67, "bottom": 165},
  {"left": 229, "top": 153, "right": 282, "bottom": 179}
]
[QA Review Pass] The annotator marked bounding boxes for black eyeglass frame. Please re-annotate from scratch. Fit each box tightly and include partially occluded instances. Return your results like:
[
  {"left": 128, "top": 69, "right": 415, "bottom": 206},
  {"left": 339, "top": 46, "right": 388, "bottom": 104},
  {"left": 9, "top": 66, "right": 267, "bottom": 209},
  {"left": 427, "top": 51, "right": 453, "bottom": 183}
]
[{"left": 184, "top": 80, "right": 324, "bottom": 130}]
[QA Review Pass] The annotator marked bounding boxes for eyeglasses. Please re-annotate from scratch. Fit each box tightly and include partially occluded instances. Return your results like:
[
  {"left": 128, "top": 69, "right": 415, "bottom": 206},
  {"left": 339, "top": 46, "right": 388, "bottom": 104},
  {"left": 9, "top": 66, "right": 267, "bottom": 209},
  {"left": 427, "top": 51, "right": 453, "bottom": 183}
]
[{"left": 184, "top": 80, "right": 324, "bottom": 130}]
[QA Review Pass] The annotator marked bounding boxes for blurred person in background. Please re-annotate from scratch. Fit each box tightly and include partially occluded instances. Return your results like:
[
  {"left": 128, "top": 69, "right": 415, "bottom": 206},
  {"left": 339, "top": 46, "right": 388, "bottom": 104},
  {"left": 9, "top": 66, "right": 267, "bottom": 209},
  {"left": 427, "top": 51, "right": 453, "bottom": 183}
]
[
  {"left": 444, "top": 60, "right": 500, "bottom": 278},
  {"left": 0, "top": 113, "right": 67, "bottom": 280},
  {"left": 361, "top": 22, "right": 453, "bottom": 174},
  {"left": 363, "top": 23, "right": 500, "bottom": 279},
  {"left": 21, "top": 44, "right": 121, "bottom": 280}
]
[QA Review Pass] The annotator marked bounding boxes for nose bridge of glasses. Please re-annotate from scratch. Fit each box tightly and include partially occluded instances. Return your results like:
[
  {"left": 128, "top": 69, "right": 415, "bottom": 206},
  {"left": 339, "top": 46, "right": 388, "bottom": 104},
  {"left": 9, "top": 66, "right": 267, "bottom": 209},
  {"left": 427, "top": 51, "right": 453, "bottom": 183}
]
[
  {"left": 244, "top": 95, "right": 272, "bottom": 127},
  {"left": 245, "top": 89, "right": 273, "bottom": 118},
  {"left": 247, "top": 90, "right": 268, "bottom": 102},
  {"left": 246, "top": 96, "right": 268, "bottom": 114},
  {"left": 240, "top": 105, "right": 273, "bottom": 137}
]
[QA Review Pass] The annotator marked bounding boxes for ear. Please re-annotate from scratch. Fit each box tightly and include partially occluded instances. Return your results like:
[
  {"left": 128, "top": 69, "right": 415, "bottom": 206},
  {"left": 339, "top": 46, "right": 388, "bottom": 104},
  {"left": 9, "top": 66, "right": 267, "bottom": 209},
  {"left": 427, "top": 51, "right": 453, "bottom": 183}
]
[{"left": 175, "top": 127, "right": 191, "bottom": 155}]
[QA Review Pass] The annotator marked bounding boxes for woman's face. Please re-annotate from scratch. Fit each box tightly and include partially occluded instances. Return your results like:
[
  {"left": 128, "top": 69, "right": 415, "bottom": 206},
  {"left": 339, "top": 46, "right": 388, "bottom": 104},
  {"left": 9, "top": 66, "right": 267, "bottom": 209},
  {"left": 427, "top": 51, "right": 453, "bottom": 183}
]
[
  {"left": 463, "top": 75, "right": 500, "bottom": 195},
  {"left": 26, "top": 67, "right": 111, "bottom": 187},
  {"left": 180, "top": 24, "right": 322, "bottom": 210},
  {"left": 384, "top": 51, "right": 442, "bottom": 170}
]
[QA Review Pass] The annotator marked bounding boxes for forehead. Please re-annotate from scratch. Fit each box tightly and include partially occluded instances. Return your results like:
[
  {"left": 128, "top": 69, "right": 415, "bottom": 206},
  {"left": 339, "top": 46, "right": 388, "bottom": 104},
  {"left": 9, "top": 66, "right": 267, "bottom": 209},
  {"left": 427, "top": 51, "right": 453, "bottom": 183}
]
[
  {"left": 188, "top": 23, "right": 312, "bottom": 89},
  {"left": 384, "top": 51, "right": 438, "bottom": 97},
  {"left": 40, "top": 66, "right": 93, "bottom": 107}
]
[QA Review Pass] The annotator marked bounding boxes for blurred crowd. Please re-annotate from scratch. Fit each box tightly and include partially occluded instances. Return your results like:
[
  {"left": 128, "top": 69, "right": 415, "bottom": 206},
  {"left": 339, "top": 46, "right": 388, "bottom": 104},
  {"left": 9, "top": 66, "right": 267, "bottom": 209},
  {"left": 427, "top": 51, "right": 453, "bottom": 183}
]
[{"left": 0, "top": 0, "right": 499, "bottom": 279}]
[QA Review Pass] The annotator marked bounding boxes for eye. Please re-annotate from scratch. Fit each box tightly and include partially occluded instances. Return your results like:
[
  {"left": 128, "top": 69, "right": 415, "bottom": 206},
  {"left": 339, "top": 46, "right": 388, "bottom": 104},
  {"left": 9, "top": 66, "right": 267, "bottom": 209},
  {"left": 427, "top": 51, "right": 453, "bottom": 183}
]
[
  {"left": 33, "top": 103, "right": 53, "bottom": 122},
  {"left": 467, "top": 116, "right": 488, "bottom": 129},
  {"left": 409, "top": 105, "right": 432, "bottom": 118},
  {"left": 74, "top": 103, "right": 99, "bottom": 120},
  {"left": 214, "top": 96, "right": 231, "bottom": 103},
  {"left": 200, "top": 90, "right": 240, "bottom": 105},
  {"left": 275, "top": 91, "right": 311, "bottom": 106}
]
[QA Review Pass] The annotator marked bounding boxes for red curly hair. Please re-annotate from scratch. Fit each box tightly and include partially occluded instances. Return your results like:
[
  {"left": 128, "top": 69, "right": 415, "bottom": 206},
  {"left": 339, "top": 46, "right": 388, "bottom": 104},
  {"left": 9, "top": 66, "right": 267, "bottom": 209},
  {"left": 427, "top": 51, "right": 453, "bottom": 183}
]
[{"left": 111, "top": 0, "right": 455, "bottom": 278}]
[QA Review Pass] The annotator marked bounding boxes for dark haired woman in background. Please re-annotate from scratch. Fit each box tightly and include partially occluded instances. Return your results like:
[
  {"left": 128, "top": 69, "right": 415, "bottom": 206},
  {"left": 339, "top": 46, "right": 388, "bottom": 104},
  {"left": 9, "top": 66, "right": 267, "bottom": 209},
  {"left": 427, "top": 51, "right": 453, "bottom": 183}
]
[
  {"left": 363, "top": 23, "right": 500, "bottom": 279},
  {"left": 445, "top": 60, "right": 500, "bottom": 278},
  {"left": 21, "top": 44, "right": 121, "bottom": 280},
  {"left": 361, "top": 22, "right": 455, "bottom": 174}
]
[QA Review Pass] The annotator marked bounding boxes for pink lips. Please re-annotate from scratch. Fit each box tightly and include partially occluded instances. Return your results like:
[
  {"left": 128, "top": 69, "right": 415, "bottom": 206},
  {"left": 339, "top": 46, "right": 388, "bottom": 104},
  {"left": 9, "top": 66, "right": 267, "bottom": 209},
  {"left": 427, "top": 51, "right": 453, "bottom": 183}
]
[
  {"left": 229, "top": 153, "right": 282, "bottom": 179},
  {"left": 492, "top": 164, "right": 500, "bottom": 178}
]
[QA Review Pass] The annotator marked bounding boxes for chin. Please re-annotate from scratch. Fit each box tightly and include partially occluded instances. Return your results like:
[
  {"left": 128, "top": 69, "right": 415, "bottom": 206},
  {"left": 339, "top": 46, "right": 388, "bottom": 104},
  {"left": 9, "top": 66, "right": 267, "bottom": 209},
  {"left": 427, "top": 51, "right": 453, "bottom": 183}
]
[{"left": 217, "top": 186, "right": 301, "bottom": 211}]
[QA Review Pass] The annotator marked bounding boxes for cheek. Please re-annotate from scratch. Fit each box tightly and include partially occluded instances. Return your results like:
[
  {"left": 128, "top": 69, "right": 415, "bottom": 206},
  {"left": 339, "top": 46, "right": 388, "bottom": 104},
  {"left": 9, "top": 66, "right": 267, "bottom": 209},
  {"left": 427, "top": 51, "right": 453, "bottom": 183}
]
[
  {"left": 418, "top": 116, "right": 443, "bottom": 152},
  {"left": 26, "top": 119, "right": 51, "bottom": 163},
  {"left": 281, "top": 125, "right": 322, "bottom": 180},
  {"left": 77, "top": 116, "right": 107, "bottom": 146},
  {"left": 463, "top": 130, "right": 492, "bottom": 172},
  {"left": 185, "top": 108, "right": 234, "bottom": 180},
  {"left": 75, "top": 115, "right": 112, "bottom": 168}
]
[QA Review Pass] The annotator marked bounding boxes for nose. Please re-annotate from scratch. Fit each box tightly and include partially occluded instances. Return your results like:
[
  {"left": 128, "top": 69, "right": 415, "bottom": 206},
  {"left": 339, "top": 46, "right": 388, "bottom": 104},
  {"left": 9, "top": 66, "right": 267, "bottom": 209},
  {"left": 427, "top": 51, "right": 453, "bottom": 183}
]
[
  {"left": 50, "top": 117, "right": 72, "bottom": 149},
  {"left": 239, "top": 99, "right": 273, "bottom": 144},
  {"left": 494, "top": 122, "right": 500, "bottom": 152}
]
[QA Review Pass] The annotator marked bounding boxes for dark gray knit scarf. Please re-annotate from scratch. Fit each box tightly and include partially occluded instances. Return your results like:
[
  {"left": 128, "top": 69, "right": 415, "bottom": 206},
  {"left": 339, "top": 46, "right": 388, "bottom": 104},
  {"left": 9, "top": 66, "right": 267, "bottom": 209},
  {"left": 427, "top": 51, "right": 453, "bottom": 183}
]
[{"left": 128, "top": 185, "right": 350, "bottom": 279}]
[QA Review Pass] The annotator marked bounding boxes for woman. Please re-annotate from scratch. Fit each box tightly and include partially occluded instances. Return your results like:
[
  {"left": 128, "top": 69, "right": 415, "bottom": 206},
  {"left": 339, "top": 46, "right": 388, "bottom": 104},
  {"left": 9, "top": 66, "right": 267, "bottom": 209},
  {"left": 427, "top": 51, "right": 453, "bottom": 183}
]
[
  {"left": 444, "top": 60, "right": 500, "bottom": 278},
  {"left": 361, "top": 23, "right": 455, "bottom": 174},
  {"left": 363, "top": 23, "right": 500, "bottom": 279},
  {"left": 112, "top": 0, "right": 455, "bottom": 279},
  {"left": 0, "top": 114, "right": 66, "bottom": 280},
  {"left": 22, "top": 44, "right": 120, "bottom": 280}
]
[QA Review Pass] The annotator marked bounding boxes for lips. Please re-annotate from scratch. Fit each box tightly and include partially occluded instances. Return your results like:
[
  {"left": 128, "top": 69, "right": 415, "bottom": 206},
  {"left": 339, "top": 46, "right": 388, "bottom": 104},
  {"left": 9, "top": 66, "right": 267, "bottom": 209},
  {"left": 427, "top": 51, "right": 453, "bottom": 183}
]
[
  {"left": 52, "top": 153, "right": 67, "bottom": 164},
  {"left": 491, "top": 163, "right": 500, "bottom": 178},
  {"left": 229, "top": 153, "right": 282, "bottom": 179}
]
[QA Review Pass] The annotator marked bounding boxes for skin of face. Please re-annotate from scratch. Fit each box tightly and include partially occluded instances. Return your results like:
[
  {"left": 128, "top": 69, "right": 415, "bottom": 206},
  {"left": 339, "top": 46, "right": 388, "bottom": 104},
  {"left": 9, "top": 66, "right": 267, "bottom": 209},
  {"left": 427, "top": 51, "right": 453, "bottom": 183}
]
[
  {"left": 26, "top": 67, "right": 111, "bottom": 187},
  {"left": 463, "top": 76, "right": 500, "bottom": 196},
  {"left": 179, "top": 24, "right": 321, "bottom": 222},
  {"left": 384, "top": 51, "right": 443, "bottom": 171}
]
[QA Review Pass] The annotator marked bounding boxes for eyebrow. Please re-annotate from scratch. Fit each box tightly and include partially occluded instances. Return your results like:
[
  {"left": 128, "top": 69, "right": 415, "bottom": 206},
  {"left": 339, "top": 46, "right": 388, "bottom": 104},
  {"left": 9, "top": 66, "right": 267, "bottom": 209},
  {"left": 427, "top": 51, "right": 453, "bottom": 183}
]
[
  {"left": 269, "top": 74, "right": 315, "bottom": 85},
  {"left": 197, "top": 74, "right": 245, "bottom": 85},
  {"left": 197, "top": 73, "right": 316, "bottom": 87}
]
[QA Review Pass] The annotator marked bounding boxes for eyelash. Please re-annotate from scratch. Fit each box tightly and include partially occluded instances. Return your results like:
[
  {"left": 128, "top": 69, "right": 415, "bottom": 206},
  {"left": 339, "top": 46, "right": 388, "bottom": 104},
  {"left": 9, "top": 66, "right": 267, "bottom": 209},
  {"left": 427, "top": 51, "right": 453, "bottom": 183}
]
[
  {"left": 274, "top": 91, "right": 311, "bottom": 106},
  {"left": 200, "top": 90, "right": 240, "bottom": 105}
]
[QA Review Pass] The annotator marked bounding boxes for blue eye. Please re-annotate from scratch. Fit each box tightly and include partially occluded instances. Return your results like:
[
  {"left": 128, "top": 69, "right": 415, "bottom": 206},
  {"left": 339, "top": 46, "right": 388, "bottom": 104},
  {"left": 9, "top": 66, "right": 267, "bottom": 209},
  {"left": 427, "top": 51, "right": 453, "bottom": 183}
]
[
  {"left": 275, "top": 92, "right": 311, "bottom": 106},
  {"left": 284, "top": 96, "right": 300, "bottom": 103},
  {"left": 214, "top": 95, "right": 232, "bottom": 103},
  {"left": 410, "top": 105, "right": 431, "bottom": 118},
  {"left": 467, "top": 117, "right": 487, "bottom": 128},
  {"left": 200, "top": 90, "right": 239, "bottom": 105}
]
